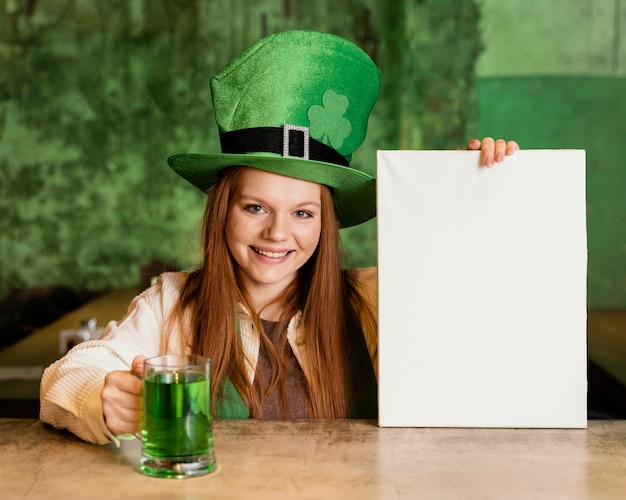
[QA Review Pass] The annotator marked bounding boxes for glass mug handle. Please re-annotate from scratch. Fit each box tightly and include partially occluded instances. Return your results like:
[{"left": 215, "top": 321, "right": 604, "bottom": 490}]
[
  {"left": 133, "top": 356, "right": 145, "bottom": 440},
  {"left": 111, "top": 357, "right": 145, "bottom": 442}
]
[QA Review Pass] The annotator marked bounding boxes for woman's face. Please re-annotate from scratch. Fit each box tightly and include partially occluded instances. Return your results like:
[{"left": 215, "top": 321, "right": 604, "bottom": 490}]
[{"left": 226, "top": 167, "right": 322, "bottom": 301}]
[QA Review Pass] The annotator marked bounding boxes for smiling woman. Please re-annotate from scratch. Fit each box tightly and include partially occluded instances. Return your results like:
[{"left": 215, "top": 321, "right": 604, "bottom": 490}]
[{"left": 40, "top": 31, "right": 383, "bottom": 443}]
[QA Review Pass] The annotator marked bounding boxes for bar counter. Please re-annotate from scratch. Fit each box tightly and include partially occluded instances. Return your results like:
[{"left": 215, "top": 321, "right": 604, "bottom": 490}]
[{"left": 2, "top": 419, "right": 626, "bottom": 499}]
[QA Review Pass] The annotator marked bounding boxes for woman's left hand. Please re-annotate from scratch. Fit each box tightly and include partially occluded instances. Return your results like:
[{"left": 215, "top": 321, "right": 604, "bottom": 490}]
[{"left": 466, "top": 137, "right": 519, "bottom": 167}]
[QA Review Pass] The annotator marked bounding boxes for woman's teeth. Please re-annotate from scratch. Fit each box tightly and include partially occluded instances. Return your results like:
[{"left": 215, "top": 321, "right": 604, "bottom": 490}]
[{"left": 254, "top": 248, "right": 290, "bottom": 258}]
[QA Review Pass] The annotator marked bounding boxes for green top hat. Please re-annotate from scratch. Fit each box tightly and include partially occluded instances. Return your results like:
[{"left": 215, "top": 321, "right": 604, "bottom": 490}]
[{"left": 167, "top": 30, "right": 380, "bottom": 227}]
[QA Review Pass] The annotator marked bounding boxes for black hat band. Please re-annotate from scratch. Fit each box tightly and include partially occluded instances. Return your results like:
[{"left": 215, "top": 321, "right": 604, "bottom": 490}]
[{"left": 219, "top": 125, "right": 350, "bottom": 168}]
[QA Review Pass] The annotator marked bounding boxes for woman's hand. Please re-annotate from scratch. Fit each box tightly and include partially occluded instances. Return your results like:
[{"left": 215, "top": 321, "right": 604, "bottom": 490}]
[
  {"left": 101, "top": 355, "right": 146, "bottom": 435},
  {"left": 466, "top": 137, "right": 519, "bottom": 167}
]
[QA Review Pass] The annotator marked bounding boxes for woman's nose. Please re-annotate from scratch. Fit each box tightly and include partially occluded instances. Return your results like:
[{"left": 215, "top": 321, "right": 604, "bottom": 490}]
[{"left": 263, "top": 214, "right": 288, "bottom": 240}]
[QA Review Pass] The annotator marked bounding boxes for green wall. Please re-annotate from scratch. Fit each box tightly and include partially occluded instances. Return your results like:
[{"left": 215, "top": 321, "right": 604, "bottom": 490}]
[
  {"left": 0, "top": 0, "right": 475, "bottom": 298},
  {"left": 1, "top": 0, "right": 624, "bottom": 308}
]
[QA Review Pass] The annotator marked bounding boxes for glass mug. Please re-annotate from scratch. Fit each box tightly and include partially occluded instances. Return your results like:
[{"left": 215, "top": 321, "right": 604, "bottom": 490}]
[{"left": 139, "top": 355, "right": 217, "bottom": 478}]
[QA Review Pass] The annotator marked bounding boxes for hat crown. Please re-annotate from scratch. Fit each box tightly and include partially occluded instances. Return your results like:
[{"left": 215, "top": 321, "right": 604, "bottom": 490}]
[
  {"left": 210, "top": 30, "right": 380, "bottom": 162},
  {"left": 168, "top": 30, "right": 380, "bottom": 228}
]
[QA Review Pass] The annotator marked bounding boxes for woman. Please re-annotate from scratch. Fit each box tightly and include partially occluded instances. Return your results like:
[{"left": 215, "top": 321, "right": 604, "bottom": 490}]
[{"left": 40, "top": 30, "right": 518, "bottom": 444}]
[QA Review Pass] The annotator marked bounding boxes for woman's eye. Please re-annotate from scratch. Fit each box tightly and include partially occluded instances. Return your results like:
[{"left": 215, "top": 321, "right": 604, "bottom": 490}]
[
  {"left": 294, "top": 210, "right": 313, "bottom": 219},
  {"left": 245, "top": 205, "right": 264, "bottom": 214}
]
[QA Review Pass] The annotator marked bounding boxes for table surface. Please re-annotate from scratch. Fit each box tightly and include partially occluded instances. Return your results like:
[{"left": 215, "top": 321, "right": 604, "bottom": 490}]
[{"left": 1, "top": 418, "right": 625, "bottom": 500}]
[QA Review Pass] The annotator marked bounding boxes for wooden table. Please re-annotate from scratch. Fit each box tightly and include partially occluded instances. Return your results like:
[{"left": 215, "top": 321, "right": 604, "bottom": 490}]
[
  {"left": 0, "top": 288, "right": 138, "bottom": 416},
  {"left": 1, "top": 418, "right": 625, "bottom": 499}
]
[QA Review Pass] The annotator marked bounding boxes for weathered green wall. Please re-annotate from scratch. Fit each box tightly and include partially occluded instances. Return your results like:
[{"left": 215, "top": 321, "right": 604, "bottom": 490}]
[
  {"left": 1, "top": 0, "right": 624, "bottom": 308},
  {"left": 1, "top": 0, "right": 480, "bottom": 297},
  {"left": 0, "top": 0, "right": 385, "bottom": 295}
]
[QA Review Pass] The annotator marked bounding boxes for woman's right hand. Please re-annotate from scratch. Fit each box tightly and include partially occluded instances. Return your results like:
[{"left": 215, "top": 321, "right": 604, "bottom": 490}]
[{"left": 101, "top": 355, "right": 146, "bottom": 435}]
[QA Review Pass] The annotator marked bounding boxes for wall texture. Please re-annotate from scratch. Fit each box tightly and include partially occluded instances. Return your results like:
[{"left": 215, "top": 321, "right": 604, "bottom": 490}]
[
  {"left": 1, "top": 0, "right": 624, "bottom": 308},
  {"left": 0, "top": 0, "right": 480, "bottom": 296}
]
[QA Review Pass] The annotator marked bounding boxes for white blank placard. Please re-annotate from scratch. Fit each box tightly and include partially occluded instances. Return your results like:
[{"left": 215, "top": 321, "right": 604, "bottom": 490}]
[{"left": 376, "top": 150, "right": 587, "bottom": 428}]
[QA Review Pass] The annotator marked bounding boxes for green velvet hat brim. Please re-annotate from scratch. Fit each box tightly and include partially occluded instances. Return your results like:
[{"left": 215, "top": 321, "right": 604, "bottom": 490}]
[{"left": 167, "top": 153, "right": 376, "bottom": 228}]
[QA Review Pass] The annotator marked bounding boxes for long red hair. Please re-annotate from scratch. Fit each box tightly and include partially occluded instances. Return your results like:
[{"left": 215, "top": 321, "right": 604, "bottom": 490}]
[{"left": 171, "top": 166, "right": 368, "bottom": 417}]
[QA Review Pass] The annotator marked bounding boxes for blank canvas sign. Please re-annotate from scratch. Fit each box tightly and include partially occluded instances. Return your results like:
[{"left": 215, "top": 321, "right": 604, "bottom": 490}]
[{"left": 376, "top": 150, "right": 587, "bottom": 428}]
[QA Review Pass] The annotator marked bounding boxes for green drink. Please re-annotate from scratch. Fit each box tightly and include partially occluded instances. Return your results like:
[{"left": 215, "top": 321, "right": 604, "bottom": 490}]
[{"left": 139, "top": 355, "right": 216, "bottom": 478}]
